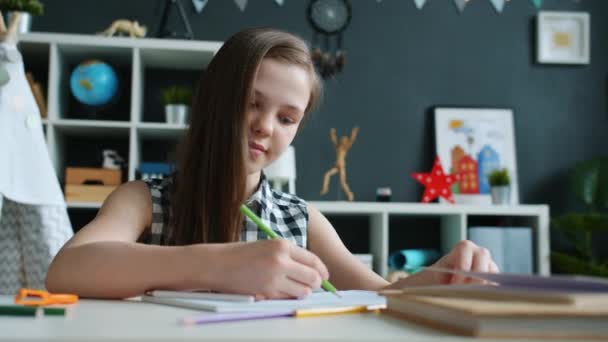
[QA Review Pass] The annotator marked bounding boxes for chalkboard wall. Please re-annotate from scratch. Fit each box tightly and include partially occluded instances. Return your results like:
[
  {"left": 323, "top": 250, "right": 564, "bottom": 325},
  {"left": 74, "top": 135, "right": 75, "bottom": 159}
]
[{"left": 33, "top": 0, "right": 608, "bottom": 218}]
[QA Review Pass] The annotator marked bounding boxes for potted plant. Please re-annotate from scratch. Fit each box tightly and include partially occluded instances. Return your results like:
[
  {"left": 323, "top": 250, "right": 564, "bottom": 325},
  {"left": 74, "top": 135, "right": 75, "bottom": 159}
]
[
  {"left": 0, "top": 0, "right": 44, "bottom": 34},
  {"left": 161, "top": 85, "right": 192, "bottom": 125},
  {"left": 551, "top": 158, "right": 608, "bottom": 277},
  {"left": 488, "top": 168, "right": 510, "bottom": 205}
]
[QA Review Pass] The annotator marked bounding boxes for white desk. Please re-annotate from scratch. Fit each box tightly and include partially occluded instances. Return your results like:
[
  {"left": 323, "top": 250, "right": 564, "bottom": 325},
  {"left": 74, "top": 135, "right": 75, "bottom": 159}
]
[{"left": 0, "top": 295, "right": 578, "bottom": 342}]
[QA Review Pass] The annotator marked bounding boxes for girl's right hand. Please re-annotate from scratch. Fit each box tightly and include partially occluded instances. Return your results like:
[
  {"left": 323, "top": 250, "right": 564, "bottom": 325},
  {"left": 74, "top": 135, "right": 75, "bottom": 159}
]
[{"left": 196, "top": 239, "right": 330, "bottom": 299}]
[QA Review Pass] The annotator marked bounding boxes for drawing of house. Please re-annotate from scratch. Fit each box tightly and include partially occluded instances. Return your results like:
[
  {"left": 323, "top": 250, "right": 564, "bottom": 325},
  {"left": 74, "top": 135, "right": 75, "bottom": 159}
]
[
  {"left": 477, "top": 145, "right": 500, "bottom": 194},
  {"left": 456, "top": 155, "right": 479, "bottom": 194}
]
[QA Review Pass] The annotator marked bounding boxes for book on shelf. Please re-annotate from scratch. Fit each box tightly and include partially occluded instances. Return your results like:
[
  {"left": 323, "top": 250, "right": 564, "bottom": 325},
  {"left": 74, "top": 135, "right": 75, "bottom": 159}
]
[
  {"left": 468, "top": 226, "right": 532, "bottom": 274},
  {"left": 382, "top": 269, "right": 608, "bottom": 339},
  {"left": 26, "top": 72, "right": 47, "bottom": 118}
]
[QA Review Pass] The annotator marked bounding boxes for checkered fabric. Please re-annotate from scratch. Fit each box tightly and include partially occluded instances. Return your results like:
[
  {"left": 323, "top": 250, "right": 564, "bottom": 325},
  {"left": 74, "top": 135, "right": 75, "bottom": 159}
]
[
  {"left": 143, "top": 174, "right": 308, "bottom": 248},
  {"left": 0, "top": 195, "right": 73, "bottom": 294}
]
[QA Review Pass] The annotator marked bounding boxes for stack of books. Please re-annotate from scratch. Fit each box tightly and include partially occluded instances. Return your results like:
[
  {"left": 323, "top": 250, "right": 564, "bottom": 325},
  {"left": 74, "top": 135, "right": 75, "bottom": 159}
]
[{"left": 382, "top": 269, "right": 608, "bottom": 339}]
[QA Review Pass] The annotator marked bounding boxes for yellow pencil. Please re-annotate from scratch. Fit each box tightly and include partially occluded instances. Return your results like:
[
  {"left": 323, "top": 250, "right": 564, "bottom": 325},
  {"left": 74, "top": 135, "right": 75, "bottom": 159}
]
[{"left": 294, "top": 305, "right": 383, "bottom": 318}]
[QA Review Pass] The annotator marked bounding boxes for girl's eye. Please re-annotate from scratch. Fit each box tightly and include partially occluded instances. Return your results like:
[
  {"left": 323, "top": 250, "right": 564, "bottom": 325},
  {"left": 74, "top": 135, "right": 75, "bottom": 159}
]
[{"left": 279, "top": 116, "right": 296, "bottom": 124}]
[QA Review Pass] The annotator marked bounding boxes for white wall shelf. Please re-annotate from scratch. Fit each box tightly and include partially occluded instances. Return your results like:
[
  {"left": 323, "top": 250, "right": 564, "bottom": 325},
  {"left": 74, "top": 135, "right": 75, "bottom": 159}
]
[
  {"left": 18, "top": 32, "right": 222, "bottom": 183},
  {"left": 309, "top": 202, "right": 550, "bottom": 277}
]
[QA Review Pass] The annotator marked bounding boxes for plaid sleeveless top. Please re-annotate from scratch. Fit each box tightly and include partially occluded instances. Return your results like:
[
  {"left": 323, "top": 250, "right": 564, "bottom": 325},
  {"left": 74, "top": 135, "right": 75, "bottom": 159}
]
[{"left": 142, "top": 174, "right": 308, "bottom": 248}]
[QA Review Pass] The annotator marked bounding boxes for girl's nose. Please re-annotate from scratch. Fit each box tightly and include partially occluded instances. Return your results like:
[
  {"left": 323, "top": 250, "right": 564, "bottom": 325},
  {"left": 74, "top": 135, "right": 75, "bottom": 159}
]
[{"left": 251, "top": 112, "right": 273, "bottom": 137}]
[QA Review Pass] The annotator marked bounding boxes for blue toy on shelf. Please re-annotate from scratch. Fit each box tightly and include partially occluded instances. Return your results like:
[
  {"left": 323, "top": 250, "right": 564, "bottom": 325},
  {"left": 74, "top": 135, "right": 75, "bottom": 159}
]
[{"left": 138, "top": 162, "right": 175, "bottom": 180}]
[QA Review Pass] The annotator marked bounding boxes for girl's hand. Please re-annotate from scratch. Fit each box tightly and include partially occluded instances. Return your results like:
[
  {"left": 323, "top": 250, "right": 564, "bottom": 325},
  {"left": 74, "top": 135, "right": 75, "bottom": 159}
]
[
  {"left": 389, "top": 240, "right": 499, "bottom": 288},
  {"left": 429, "top": 240, "right": 500, "bottom": 285},
  {"left": 205, "top": 239, "right": 329, "bottom": 299}
]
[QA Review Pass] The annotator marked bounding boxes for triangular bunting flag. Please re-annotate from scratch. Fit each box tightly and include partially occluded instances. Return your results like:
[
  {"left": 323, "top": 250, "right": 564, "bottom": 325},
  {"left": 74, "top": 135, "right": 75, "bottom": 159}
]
[
  {"left": 192, "top": 0, "right": 208, "bottom": 13},
  {"left": 413, "top": 0, "right": 427, "bottom": 10},
  {"left": 274, "top": 0, "right": 284, "bottom": 5},
  {"left": 489, "top": 0, "right": 505, "bottom": 13},
  {"left": 531, "top": 0, "right": 542, "bottom": 9},
  {"left": 453, "top": 0, "right": 467, "bottom": 13},
  {"left": 235, "top": 0, "right": 247, "bottom": 11}
]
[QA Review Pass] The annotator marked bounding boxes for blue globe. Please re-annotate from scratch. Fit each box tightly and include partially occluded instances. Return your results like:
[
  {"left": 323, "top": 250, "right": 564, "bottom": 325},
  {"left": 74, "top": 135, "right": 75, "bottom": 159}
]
[{"left": 70, "top": 60, "right": 119, "bottom": 107}]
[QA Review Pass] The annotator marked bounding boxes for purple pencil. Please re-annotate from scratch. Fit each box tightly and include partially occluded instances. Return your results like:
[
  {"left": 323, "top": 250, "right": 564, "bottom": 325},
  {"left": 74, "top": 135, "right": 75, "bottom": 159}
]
[{"left": 180, "top": 311, "right": 293, "bottom": 325}]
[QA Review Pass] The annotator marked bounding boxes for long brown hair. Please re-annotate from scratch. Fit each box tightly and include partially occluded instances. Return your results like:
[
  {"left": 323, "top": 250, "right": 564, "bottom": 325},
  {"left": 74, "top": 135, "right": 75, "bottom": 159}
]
[{"left": 170, "top": 27, "right": 322, "bottom": 245}]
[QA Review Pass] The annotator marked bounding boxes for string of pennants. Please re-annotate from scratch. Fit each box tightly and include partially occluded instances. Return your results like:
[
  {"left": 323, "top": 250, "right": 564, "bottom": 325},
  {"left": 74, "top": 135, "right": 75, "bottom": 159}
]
[{"left": 191, "top": 0, "right": 543, "bottom": 14}]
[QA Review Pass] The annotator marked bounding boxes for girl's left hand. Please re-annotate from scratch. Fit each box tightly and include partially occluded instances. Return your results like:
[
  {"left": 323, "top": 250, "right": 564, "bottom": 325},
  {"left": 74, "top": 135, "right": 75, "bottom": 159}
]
[
  {"left": 429, "top": 240, "right": 500, "bottom": 285},
  {"left": 389, "top": 240, "right": 500, "bottom": 288}
]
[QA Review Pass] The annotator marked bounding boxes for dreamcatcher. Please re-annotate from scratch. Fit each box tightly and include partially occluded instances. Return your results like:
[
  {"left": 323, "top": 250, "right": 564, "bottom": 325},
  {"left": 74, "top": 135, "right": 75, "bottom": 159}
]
[{"left": 307, "top": 0, "right": 351, "bottom": 79}]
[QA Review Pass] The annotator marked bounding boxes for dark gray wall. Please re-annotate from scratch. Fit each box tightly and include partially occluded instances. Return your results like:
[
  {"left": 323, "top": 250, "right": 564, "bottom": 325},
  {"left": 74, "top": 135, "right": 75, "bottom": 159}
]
[{"left": 34, "top": 0, "right": 608, "bottom": 215}]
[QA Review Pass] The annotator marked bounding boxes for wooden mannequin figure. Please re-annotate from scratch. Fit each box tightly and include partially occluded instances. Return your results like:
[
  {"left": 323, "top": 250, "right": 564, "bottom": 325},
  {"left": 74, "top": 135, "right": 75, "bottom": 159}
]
[{"left": 320, "top": 126, "right": 359, "bottom": 201}]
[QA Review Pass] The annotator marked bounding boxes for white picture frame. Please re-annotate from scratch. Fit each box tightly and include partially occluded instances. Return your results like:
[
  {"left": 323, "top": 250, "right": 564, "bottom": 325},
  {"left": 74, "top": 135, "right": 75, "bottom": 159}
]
[
  {"left": 537, "top": 11, "right": 590, "bottom": 65},
  {"left": 434, "top": 107, "right": 519, "bottom": 205}
]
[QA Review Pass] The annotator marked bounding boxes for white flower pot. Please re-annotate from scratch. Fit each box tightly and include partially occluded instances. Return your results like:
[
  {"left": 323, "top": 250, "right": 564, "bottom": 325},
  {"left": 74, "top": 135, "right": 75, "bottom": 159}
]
[
  {"left": 165, "top": 104, "right": 189, "bottom": 125},
  {"left": 490, "top": 186, "right": 511, "bottom": 205},
  {"left": 6, "top": 12, "right": 32, "bottom": 34}
]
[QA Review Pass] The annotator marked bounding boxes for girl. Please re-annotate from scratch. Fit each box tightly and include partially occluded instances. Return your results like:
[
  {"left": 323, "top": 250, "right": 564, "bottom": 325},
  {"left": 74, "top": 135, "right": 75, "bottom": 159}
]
[{"left": 46, "top": 27, "right": 498, "bottom": 299}]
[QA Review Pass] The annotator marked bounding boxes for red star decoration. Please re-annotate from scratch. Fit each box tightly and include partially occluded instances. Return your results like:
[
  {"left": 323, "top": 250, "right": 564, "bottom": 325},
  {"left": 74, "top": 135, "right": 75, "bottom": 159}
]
[{"left": 411, "top": 156, "right": 461, "bottom": 203}]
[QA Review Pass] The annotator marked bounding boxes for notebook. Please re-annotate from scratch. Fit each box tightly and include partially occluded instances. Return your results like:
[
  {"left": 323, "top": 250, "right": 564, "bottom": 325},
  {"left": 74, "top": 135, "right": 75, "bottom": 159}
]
[
  {"left": 381, "top": 267, "right": 608, "bottom": 305},
  {"left": 384, "top": 294, "right": 608, "bottom": 339},
  {"left": 145, "top": 290, "right": 254, "bottom": 302},
  {"left": 142, "top": 290, "right": 386, "bottom": 313},
  {"left": 383, "top": 269, "right": 608, "bottom": 339}
]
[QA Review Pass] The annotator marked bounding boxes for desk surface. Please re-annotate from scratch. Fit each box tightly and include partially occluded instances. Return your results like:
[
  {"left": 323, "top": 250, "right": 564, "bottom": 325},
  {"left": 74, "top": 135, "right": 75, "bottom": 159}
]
[{"left": 0, "top": 295, "right": 578, "bottom": 342}]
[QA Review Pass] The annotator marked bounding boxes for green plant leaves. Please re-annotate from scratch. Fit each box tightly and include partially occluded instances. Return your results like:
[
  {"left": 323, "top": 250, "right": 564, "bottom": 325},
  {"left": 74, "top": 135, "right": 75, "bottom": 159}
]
[
  {"left": 552, "top": 213, "right": 608, "bottom": 261},
  {"left": 551, "top": 252, "right": 608, "bottom": 277},
  {"left": 572, "top": 158, "right": 608, "bottom": 210},
  {"left": 488, "top": 168, "right": 510, "bottom": 186},
  {"left": 551, "top": 157, "right": 608, "bottom": 277},
  {"left": 0, "top": 0, "right": 44, "bottom": 16},
  {"left": 552, "top": 213, "right": 608, "bottom": 234},
  {"left": 161, "top": 85, "right": 193, "bottom": 105}
]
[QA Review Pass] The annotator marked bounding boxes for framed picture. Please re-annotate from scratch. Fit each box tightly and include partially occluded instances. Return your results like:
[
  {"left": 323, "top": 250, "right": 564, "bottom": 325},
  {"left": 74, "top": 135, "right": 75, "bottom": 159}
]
[
  {"left": 434, "top": 107, "right": 519, "bottom": 205},
  {"left": 537, "top": 11, "right": 590, "bottom": 64}
]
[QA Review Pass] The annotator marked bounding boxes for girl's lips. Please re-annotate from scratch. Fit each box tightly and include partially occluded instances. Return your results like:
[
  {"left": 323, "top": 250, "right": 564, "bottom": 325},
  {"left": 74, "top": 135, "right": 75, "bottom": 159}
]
[
  {"left": 249, "top": 142, "right": 266, "bottom": 153},
  {"left": 248, "top": 142, "right": 266, "bottom": 158}
]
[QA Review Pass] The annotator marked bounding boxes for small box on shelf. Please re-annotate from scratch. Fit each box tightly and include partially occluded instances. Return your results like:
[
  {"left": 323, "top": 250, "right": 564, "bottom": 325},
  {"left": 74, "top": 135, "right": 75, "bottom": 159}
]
[
  {"left": 64, "top": 184, "right": 116, "bottom": 203},
  {"left": 64, "top": 167, "right": 121, "bottom": 203},
  {"left": 65, "top": 167, "right": 121, "bottom": 185}
]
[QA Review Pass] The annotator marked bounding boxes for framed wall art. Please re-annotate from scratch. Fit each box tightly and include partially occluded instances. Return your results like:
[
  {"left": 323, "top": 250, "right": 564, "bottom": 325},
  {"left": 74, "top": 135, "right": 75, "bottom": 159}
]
[
  {"left": 434, "top": 107, "right": 519, "bottom": 205},
  {"left": 537, "top": 11, "right": 590, "bottom": 65}
]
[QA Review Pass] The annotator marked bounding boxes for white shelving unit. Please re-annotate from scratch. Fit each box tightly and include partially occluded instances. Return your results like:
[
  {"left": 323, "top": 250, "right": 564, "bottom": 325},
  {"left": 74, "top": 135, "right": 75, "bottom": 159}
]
[
  {"left": 18, "top": 32, "right": 222, "bottom": 207},
  {"left": 309, "top": 202, "right": 550, "bottom": 277},
  {"left": 19, "top": 33, "right": 550, "bottom": 278}
]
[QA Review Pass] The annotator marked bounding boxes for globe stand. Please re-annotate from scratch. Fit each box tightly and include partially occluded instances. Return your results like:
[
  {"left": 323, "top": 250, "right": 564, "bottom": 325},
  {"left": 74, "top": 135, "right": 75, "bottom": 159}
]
[
  {"left": 75, "top": 89, "right": 122, "bottom": 120},
  {"left": 156, "top": 0, "right": 194, "bottom": 40}
]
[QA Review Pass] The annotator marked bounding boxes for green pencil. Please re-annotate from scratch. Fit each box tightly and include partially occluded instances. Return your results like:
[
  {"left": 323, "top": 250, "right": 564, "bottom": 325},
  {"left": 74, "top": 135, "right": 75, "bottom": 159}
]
[
  {"left": 0, "top": 305, "right": 66, "bottom": 317},
  {"left": 240, "top": 204, "right": 341, "bottom": 298}
]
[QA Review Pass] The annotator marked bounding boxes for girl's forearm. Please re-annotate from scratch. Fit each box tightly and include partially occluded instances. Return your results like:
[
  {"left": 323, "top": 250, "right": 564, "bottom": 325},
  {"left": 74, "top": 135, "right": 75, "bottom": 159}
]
[{"left": 45, "top": 241, "right": 222, "bottom": 299}]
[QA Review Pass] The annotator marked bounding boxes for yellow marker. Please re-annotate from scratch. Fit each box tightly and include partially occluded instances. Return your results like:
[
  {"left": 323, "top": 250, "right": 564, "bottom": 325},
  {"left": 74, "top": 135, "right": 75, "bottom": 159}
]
[{"left": 294, "top": 305, "right": 383, "bottom": 318}]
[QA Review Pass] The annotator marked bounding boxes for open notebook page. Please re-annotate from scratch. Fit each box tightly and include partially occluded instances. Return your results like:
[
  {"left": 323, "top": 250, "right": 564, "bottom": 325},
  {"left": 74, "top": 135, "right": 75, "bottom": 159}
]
[{"left": 142, "top": 290, "right": 386, "bottom": 313}]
